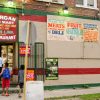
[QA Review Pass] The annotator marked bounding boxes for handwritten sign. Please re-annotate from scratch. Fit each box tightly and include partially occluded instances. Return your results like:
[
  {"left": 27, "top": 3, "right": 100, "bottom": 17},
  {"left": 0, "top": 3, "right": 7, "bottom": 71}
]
[
  {"left": 83, "top": 24, "right": 98, "bottom": 42},
  {"left": 47, "top": 15, "right": 99, "bottom": 42}
]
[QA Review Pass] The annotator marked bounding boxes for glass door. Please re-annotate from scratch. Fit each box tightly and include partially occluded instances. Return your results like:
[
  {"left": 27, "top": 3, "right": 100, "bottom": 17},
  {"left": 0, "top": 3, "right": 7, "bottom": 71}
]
[{"left": 1, "top": 45, "right": 13, "bottom": 70}]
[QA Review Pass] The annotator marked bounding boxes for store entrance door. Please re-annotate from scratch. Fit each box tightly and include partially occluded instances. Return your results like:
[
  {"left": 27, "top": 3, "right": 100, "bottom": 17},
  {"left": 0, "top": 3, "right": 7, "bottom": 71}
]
[{"left": 0, "top": 44, "right": 14, "bottom": 71}]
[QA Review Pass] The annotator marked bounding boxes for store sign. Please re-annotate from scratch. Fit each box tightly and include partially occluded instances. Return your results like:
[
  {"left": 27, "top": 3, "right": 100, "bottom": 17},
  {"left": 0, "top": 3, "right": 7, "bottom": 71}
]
[
  {"left": 47, "top": 15, "right": 99, "bottom": 42},
  {"left": 36, "top": 0, "right": 64, "bottom": 4},
  {"left": 0, "top": 14, "right": 17, "bottom": 41},
  {"left": 26, "top": 70, "right": 34, "bottom": 81},
  {"left": 19, "top": 46, "right": 31, "bottom": 56},
  {"left": 45, "top": 58, "right": 58, "bottom": 80}
]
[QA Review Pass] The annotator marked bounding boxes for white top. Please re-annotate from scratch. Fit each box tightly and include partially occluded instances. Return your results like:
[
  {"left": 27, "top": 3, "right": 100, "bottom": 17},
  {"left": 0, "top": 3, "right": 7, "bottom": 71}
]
[{"left": 0, "top": 57, "right": 3, "bottom": 67}]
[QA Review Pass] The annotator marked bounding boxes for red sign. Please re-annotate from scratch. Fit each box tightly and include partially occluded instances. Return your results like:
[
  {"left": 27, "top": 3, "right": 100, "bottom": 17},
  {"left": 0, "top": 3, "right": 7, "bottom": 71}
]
[
  {"left": 26, "top": 70, "right": 34, "bottom": 81},
  {"left": 19, "top": 46, "right": 31, "bottom": 56},
  {"left": 0, "top": 13, "right": 17, "bottom": 41}
]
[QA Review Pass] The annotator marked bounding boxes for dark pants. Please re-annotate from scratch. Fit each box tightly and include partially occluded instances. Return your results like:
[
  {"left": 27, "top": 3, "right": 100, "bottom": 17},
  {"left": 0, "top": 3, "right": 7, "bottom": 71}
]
[
  {"left": 0, "top": 67, "right": 2, "bottom": 81},
  {"left": 0, "top": 67, "right": 2, "bottom": 73}
]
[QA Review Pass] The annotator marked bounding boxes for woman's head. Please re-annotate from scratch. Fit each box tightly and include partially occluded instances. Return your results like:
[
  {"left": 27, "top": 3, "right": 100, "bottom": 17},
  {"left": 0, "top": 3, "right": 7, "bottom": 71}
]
[{"left": 4, "top": 62, "right": 8, "bottom": 68}]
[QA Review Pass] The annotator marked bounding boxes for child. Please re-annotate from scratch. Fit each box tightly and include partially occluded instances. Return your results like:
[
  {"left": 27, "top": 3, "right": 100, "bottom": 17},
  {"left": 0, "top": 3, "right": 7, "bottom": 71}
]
[
  {"left": 18, "top": 65, "right": 24, "bottom": 98},
  {"left": 0, "top": 62, "right": 11, "bottom": 96}
]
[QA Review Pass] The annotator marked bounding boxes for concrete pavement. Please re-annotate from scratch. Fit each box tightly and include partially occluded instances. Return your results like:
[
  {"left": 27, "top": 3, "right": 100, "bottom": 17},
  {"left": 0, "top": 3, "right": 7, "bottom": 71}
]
[
  {"left": 0, "top": 87, "right": 100, "bottom": 99},
  {"left": 0, "top": 93, "right": 22, "bottom": 100},
  {"left": 44, "top": 87, "right": 100, "bottom": 98}
]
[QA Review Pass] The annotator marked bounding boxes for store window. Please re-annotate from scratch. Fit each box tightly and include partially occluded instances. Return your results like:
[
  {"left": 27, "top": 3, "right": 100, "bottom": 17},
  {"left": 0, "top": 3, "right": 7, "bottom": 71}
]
[
  {"left": 1, "top": 45, "right": 13, "bottom": 68},
  {"left": 36, "top": 0, "right": 64, "bottom": 4},
  {"left": 76, "top": 0, "right": 97, "bottom": 9}
]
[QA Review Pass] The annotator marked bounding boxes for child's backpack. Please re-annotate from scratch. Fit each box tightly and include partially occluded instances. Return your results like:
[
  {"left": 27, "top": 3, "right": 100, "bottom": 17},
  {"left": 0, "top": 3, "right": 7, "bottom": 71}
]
[{"left": 2, "top": 68, "right": 10, "bottom": 79}]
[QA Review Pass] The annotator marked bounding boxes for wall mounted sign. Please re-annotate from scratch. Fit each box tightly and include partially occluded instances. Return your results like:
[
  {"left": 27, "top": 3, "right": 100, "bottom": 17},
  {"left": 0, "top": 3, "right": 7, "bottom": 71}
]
[
  {"left": 0, "top": 13, "right": 17, "bottom": 41},
  {"left": 83, "top": 24, "right": 98, "bottom": 42},
  {"left": 45, "top": 58, "right": 58, "bottom": 80},
  {"left": 47, "top": 15, "right": 99, "bottom": 42}
]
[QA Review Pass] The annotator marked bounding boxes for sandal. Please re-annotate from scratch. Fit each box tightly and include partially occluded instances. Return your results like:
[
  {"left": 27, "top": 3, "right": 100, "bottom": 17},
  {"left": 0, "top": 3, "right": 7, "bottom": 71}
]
[
  {"left": 5, "top": 93, "right": 9, "bottom": 96},
  {"left": 2, "top": 93, "right": 5, "bottom": 96}
]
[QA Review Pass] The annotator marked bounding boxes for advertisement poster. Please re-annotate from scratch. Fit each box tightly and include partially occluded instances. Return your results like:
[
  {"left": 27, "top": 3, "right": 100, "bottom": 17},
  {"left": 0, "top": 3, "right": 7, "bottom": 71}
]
[
  {"left": 47, "top": 15, "right": 99, "bottom": 42},
  {"left": 47, "top": 18, "right": 66, "bottom": 41},
  {"left": 26, "top": 81, "right": 44, "bottom": 100},
  {"left": 66, "top": 22, "right": 83, "bottom": 41},
  {"left": 19, "top": 45, "right": 31, "bottom": 56},
  {"left": 0, "top": 13, "right": 17, "bottom": 41},
  {"left": 26, "top": 70, "right": 34, "bottom": 81},
  {"left": 45, "top": 58, "right": 58, "bottom": 80},
  {"left": 83, "top": 23, "right": 98, "bottom": 42}
]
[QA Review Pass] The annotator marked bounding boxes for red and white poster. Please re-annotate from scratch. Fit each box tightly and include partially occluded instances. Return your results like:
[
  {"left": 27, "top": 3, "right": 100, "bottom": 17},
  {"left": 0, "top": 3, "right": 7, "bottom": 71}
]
[
  {"left": 0, "top": 13, "right": 17, "bottom": 41},
  {"left": 19, "top": 45, "right": 31, "bottom": 56}
]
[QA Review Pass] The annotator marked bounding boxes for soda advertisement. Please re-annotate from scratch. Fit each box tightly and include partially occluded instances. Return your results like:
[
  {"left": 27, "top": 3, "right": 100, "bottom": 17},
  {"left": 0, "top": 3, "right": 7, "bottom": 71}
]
[{"left": 45, "top": 58, "right": 58, "bottom": 80}]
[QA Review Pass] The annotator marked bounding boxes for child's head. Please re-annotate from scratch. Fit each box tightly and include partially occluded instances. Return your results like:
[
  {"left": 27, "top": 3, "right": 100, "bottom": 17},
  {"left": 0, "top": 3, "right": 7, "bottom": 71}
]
[
  {"left": 20, "top": 65, "right": 24, "bottom": 70},
  {"left": 5, "top": 62, "right": 8, "bottom": 68}
]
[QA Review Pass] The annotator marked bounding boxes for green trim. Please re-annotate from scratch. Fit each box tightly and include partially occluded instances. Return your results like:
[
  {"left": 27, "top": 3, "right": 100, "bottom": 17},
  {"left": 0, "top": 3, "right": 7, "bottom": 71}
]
[
  {"left": 0, "top": 7, "right": 100, "bottom": 20},
  {"left": 44, "top": 83, "right": 100, "bottom": 90}
]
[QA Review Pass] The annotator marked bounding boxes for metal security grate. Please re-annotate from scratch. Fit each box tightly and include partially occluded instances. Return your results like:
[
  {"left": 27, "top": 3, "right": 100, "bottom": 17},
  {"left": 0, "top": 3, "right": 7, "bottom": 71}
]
[{"left": 34, "top": 42, "right": 45, "bottom": 81}]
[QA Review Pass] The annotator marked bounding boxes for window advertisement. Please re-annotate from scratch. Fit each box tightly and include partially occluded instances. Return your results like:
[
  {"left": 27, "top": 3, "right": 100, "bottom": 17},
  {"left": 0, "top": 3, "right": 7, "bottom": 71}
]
[
  {"left": 0, "top": 13, "right": 17, "bottom": 41},
  {"left": 47, "top": 15, "right": 99, "bottom": 42},
  {"left": 45, "top": 58, "right": 58, "bottom": 80},
  {"left": 19, "top": 45, "right": 31, "bottom": 56},
  {"left": 26, "top": 70, "right": 34, "bottom": 81}
]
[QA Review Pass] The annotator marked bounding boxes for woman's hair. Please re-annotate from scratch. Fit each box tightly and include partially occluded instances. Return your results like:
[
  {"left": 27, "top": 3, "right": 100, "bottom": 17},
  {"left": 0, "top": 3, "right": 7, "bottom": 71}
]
[
  {"left": 5, "top": 62, "right": 8, "bottom": 67},
  {"left": 20, "top": 65, "right": 25, "bottom": 70}
]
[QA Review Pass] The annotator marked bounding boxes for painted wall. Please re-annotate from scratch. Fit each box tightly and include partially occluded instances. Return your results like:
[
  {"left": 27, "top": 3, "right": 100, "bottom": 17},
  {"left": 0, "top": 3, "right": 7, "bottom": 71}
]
[{"left": 19, "top": 15, "right": 100, "bottom": 86}]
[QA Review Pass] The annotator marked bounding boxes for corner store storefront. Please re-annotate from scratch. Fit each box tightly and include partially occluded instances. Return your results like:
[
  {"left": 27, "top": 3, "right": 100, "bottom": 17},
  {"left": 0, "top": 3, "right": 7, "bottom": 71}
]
[{"left": 1, "top": 8, "right": 100, "bottom": 89}]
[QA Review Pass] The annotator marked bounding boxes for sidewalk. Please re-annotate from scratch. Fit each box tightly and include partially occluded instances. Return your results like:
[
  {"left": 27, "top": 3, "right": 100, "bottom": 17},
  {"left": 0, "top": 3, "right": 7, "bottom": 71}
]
[
  {"left": 0, "top": 87, "right": 100, "bottom": 99},
  {"left": 44, "top": 87, "right": 100, "bottom": 98}
]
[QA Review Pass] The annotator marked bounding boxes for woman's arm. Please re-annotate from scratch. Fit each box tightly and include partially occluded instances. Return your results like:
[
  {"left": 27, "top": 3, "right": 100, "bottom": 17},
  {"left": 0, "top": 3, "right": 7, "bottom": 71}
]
[{"left": 0, "top": 67, "right": 5, "bottom": 76}]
